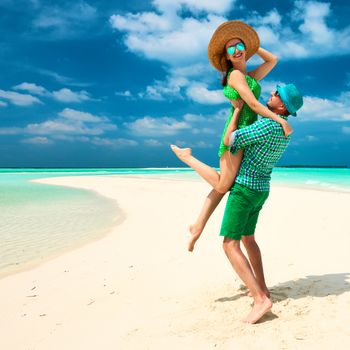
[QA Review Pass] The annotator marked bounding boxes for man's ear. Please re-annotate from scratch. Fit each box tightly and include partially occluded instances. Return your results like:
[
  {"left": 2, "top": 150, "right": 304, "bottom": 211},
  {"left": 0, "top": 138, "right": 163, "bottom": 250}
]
[
  {"left": 277, "top": 104, "right": 286, "bottom": 113},
  {"left": 277, "top": 104, "right": 288, "bottom": 116}
]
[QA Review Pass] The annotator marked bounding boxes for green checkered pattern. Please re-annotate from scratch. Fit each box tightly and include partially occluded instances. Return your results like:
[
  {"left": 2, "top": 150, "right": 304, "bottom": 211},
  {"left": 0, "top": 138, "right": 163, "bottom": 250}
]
[{"left": 230, "top": 116, "right": 291, "bottom": 191}]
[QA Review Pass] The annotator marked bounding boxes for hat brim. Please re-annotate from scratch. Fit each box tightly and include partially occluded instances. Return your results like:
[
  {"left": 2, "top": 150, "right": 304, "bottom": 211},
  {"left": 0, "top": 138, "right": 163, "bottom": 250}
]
[
  {"left": 208, "top": 20, "right": 260, "bottom": 72},
  {"left": 277, "top": 85, "right": 297, "bottom": 117}
]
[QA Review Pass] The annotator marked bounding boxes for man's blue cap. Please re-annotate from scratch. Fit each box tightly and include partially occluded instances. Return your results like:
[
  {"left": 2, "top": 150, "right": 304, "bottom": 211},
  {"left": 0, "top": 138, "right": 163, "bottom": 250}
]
[{"left": 276, "top": 84, "right": 303, "bottom": 116}]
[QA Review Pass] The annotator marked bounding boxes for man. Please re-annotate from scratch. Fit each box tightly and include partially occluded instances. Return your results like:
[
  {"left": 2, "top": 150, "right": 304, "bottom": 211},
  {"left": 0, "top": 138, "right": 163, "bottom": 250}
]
[{"left": 221, "top": 84, "right": 303, "bottom": 324}]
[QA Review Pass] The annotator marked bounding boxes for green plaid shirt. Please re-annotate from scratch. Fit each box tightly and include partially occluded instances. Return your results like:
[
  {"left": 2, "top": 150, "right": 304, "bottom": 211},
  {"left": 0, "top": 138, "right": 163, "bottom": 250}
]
[{"left": 230, "top": 116, "right": 291, "bottom": 191}]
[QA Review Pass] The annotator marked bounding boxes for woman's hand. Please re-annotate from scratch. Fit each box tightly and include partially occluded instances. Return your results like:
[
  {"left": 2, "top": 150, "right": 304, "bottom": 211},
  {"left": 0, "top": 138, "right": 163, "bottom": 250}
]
[{"left": 281, "top": 119, "right": 293, "bottom": 137}]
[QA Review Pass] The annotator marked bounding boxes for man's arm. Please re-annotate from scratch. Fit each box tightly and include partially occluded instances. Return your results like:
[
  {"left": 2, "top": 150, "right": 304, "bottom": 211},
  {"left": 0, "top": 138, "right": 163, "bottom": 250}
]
[{"left": 229, "top": 119, "right": 273, "bottom": 154}]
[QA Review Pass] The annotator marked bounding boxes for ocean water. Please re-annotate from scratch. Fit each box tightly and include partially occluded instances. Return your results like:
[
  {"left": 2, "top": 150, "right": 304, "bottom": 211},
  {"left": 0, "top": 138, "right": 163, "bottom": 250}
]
[
  {"left": 0, "top": 171, "right": 120, "bottom": 277},
  {"left": 0, "top": 167, "right": 349, "bottom": 277}
]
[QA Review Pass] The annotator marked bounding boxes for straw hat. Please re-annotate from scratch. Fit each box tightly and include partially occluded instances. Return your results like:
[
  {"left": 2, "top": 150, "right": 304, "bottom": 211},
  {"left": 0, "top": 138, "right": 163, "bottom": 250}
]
[{"left": 208, "top": 20, "right": 260, "bottom": 72}]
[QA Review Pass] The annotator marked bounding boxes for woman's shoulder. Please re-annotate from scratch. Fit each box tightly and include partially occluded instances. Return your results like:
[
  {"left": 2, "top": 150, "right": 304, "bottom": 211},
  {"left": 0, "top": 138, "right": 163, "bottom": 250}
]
[{"left": 227, "top": 69, "right": 245, "bottom": 86}]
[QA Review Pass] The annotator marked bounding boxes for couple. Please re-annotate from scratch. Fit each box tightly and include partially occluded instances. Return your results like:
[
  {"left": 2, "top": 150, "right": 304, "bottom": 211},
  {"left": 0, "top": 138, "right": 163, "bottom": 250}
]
[{"left": 171, "top": 21, "right": 303, "bottom": 324}]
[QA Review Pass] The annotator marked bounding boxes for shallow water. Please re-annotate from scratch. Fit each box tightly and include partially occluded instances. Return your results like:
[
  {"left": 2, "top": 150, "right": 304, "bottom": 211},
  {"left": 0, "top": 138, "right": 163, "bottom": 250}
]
[{"left": 1, "top": 167, "right": 349, "bottom": 277}]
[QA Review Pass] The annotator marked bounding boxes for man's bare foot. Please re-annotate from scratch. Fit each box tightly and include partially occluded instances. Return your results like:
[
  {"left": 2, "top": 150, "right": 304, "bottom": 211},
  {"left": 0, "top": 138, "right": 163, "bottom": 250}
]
[
  {"left": 188, "top": 224, "right": 202, "bottom": 252},
  {"left": 241, "top": 296, "right": 272, "bottom": 324},
  {"left": 246, "top": 288, "right": 270, "bottom": 298},
  {"left": 170, "top": 145, "right": 192, "bottom": 163}
]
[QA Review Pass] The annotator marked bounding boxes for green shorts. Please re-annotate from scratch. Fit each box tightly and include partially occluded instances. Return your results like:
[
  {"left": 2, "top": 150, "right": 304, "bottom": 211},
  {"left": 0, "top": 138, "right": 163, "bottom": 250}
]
[{"left": 220, "top": 183, "right": 269, "bottom": 240}]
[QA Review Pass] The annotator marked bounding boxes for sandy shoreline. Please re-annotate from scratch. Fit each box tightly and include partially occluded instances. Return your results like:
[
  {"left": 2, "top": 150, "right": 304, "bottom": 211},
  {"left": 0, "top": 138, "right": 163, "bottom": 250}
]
[{"left": 1, "top": 175, "right": 350, "bottom": 349}]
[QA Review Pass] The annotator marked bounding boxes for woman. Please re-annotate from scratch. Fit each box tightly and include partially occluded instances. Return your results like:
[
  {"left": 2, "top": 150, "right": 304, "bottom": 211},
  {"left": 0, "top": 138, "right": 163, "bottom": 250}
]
[{"left": 171, "top": 21, "right": 292, "bottom": 251}]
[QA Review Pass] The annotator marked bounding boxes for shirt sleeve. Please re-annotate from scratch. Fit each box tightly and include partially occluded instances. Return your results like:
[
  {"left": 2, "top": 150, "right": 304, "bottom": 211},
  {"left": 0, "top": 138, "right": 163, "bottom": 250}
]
[{"left": 229, "top": 120, "right": 273, "bottom": 154}]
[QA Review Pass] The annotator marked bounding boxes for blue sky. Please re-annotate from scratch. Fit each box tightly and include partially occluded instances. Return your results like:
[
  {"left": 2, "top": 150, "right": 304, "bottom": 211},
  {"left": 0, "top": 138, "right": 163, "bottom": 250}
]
[{"left": 0, "top": 0, "right": 349, "bottom": 167}]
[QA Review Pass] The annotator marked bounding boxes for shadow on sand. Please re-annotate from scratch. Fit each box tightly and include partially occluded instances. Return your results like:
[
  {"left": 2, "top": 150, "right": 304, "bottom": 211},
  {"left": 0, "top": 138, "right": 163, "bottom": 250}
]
[{"left": 214, "top": 273, "right": 350, "bottom": 323}]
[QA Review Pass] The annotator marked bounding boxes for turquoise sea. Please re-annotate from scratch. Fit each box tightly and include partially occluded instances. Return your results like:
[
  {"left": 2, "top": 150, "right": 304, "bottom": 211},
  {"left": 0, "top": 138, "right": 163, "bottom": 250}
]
[{"left": 0, "top": 167, "right": 349, "bottom": 277}]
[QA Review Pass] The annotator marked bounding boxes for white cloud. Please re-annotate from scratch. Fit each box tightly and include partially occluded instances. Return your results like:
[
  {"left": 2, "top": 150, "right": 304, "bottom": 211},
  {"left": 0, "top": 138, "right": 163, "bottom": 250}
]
[
  {"left": 299, "top": 94, "right": 350, "bottom": 121},
  {"left": 7, "top": 81, "right": 94, "bottom": 103},
  {"left": 186, "top": 83, "right": 226, "bottom": 104},
  {"left": 21, "top": 136, "right": 53, "bottom": 144},
  {"left": 191, "top": 127, "right": 216, "bottom": 135},
  {"left": 0, "top": 90, "right": 42, "bottom": 106},
  {"left": 183, "top": 113, "right": 206, "bottom": 122},
  {"left": 13, "top": 82, "right": 48, "bottom": 96},
  {"left": 110, "top": 12, "right": 174, "bottom": 34},
  {"left": 295, "top": 1, "right": 333, "bottom": 44},
  {"left": 0, "top": 100, "right": 7, "bottom": 107},
  {"left": 90, "top": 137, "right": 138, "bottom": 147},
  {"left": 125, "top": 116, "right": 191, "bottom": 136},
  {"left": 53, "top": 135, "right": 91, "bottom": 142},
  {"left": 124, "top": 69, "right": 221, "bottom": 103},
  {"left": 249, "top": 9, "right": 282, "bottom": 27},
  {"left": 250, "top": 1, "right": 350, "bottom": 59},
  {"left": 34, "top": 67, "right": 90, "bottom": 87},
  {"left": 194, "top": 140, "right": 213, "bottom": 148},
  {"left": 26, "top": 119, "right": 116, "bottom": 136},
  {"left": 125, "top": 108, "right": 229, "bottom": 144},
  {"left": 144, "top": 139, "right": 162, "bottom": 146},
  {"left": 22, "top": 108, "right": 117, "bottom": 136},
  {"left": 138, "top": 75, "right": 189, "bottom": 101},
  {"left": 173, "top": 139, "right": 214, "bottom": 148},
  {"left": 58, "top": 108, "right": 106, "bottom": 122},
  {"left": 172, "top": 63, "right": 211, "bottom": 79},
  {"left": 115, "top": 90, "right": 133, "bottom": 98},
  {"left": 112, "top": 0, "right": 350, "bottom": 72},
  {"left": 33, "top": 1, "right": 98, "bottom": 39},
  {"left": 153, "top": 0, "right": 234, "bottom": 15},
  {"left": 253, "top": 82, "right": 350, "bottom": 123},
  {"left": 110, "top": 0, "right": 350, "bottom": 105},
  {"left": 110, "top": 2, "right": 226, "bottom": 66},
  {"left": 52, "top": 88, "right": 91, "bottom": 103}
]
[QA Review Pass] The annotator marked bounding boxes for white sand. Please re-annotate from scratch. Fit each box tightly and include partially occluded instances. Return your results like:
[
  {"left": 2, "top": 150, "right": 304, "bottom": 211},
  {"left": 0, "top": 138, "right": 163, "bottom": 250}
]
[{"left": 1, "top": 175, "right": 350, "bottom": 350}]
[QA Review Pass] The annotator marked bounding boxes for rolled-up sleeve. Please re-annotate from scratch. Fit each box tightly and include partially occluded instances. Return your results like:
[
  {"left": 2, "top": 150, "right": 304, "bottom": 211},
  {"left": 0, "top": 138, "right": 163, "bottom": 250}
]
[{"left": 229, "top": 120, "right": 272, "bottom": 154}]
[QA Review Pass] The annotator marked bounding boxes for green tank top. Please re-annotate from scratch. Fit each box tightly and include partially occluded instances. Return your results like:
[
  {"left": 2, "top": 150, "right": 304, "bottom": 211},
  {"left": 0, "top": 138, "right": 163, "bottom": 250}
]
[{"left": 218, "top": 69, "right": 261, "bottom": 157}]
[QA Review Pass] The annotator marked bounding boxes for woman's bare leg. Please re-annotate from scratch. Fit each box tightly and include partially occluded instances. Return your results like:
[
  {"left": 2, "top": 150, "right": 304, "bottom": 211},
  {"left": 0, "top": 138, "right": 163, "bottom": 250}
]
[
  {"left": 170, "top": 145, "right": 243, "bottom": 193},
  {"left": 187, "top": 150, "right": 244, "bottom": 252},
  {"left": 170, "top": 145, "right": 220, "bottom": 188},
  {"left": 188, "top": 189, "right": 224, "bottom": 251}
]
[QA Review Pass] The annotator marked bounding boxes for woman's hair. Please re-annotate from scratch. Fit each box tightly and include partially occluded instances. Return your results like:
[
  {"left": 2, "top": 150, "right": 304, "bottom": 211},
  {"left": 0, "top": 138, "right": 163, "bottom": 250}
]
[{"left": 221, "top": 60, "right": 233, "bottom": 87}]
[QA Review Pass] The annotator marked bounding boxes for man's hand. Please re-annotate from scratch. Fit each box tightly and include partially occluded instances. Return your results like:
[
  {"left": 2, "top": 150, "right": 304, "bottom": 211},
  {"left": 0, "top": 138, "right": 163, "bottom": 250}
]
[
  {"left": 281, "top": 120, "right": 293, "bottom": 137},
  {"left": 230, "top": 98, "right": 244, "bottom": 110}
]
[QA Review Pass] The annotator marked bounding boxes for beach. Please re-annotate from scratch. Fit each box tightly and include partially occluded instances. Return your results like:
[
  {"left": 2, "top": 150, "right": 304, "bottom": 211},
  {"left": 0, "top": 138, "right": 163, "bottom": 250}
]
[{"left": 1, "top": 174, "right": 350, "bottom": 349}]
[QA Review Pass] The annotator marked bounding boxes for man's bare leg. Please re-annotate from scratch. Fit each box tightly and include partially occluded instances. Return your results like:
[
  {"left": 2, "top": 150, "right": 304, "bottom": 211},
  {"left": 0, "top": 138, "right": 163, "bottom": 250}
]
[
  {"left": 223, "top": 237, "right": 272, "bottom": 324},
  {"left": 242, "top": 235, "right": 270, "bottom": 297},
  {"left": 188, "top": 189, "right": 225, "bottom": 252}
]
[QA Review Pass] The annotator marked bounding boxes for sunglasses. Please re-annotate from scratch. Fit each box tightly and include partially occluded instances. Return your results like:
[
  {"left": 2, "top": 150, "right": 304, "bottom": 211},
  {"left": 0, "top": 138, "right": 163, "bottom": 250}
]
[
  {"left": 273, "top": 90, "right": 280, "bottom": 97},
  {"left": 227, "top": 42, "right": 245, "bottom": 55}
]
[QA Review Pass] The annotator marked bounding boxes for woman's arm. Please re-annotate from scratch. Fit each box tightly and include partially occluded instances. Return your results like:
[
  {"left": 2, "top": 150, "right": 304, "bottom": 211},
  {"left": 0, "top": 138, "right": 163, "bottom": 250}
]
[
  {"left": 224, "top": 99, "right": 244, "bottom": 146},
  {"left": 248, "top": 47, "right": 278, "bottom": 81},
  {"left": 228, "top": 70, "right": 293, "bottom": 136}
]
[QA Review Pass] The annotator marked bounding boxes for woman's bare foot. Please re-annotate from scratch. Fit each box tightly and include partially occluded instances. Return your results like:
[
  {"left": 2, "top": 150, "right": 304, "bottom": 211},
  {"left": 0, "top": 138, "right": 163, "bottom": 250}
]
[
  {"left": 188, "top": 224, "right": 202, "bottom": 252},
  {"left": 241, "top": 296, "right": 272, "bottom": 324},
  {"left": 170, "top": 145, "right": 192, "bottom": 163}
]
